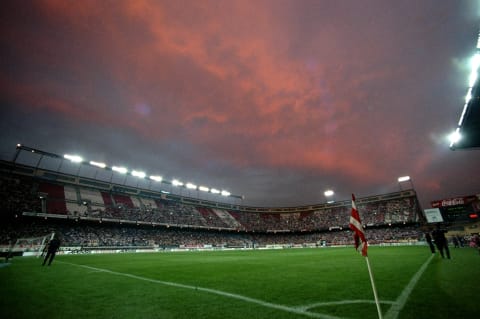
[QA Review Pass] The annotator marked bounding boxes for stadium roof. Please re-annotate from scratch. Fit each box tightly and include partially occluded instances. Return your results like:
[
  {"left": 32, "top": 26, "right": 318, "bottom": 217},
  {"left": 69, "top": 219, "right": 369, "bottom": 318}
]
[
  {"left": 450, "top": 30, "right": 480, "bottom": 150},
  {"left": 450, "top": 97, "right": 480, "bottom": 150}
]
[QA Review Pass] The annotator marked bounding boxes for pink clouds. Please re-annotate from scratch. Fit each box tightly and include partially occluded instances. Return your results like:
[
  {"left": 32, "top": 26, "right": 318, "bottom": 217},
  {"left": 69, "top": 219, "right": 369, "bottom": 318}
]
[
  {"left": 1, "top": 1, "right": 478, "bottom": 206},
  {"left": 1, "top": 0, "right": 411, "bottom": 178}
]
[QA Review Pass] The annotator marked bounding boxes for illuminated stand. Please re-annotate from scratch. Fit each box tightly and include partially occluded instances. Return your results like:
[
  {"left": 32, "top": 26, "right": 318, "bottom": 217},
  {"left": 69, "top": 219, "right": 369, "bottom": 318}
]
[{"left": 398, "top": 175, "right": 424, "bottom": 222}]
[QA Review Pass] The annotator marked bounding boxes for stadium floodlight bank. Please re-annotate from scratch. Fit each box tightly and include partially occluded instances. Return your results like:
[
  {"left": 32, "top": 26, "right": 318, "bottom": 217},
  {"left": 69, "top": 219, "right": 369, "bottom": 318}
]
[
  {"left": 13, "top": 144, "right": 243, "bottom": 200},
  {"left": 449, "top": 28, "right": 480, "bottom": 150}
]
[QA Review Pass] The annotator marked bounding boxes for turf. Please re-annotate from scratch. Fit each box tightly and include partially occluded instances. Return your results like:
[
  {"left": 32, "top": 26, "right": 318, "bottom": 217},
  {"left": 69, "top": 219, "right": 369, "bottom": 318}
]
[{"left": 0, "top": 246, "right": 478, "bottom": 319}]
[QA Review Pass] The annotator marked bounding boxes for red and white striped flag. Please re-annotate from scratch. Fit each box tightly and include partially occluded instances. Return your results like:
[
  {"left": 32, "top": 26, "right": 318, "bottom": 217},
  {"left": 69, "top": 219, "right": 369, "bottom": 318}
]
[{"left": 349, "top": 194, "right": 368, "bottom": 257}]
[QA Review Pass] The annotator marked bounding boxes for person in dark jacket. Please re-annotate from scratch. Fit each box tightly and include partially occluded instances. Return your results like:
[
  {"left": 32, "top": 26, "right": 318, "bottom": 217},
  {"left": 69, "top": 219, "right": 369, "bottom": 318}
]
[
  {"left": 425, "top": 232, "right": 435, "bottom": 254},
  {"left": 42, "top": 236, "right": 61, "bottom": 266},
  {"left": 432, "top": 225, "right": 450, "bottom": 259}
]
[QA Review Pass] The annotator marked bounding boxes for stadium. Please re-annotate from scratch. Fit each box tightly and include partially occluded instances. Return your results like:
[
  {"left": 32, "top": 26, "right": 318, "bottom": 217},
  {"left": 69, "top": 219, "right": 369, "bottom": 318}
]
[
  {"left": 2, "top": 2, "right": 480, "bottom": 319},
  {"left": 1, "top": 145, "right": 479, "bottom": 319}
]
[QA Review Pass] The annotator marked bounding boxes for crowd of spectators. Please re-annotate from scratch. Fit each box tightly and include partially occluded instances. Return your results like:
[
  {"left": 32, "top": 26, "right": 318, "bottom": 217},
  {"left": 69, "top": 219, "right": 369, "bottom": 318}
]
[
  {"left": 0, "top": 174, "right": 40, "bottom": 216},
  {"left": 1, "top": 218, "right": 422, "bottom": 249},
  {"left": 1, "top": 173, "right": 421, "bottom": 232},
  {"left": 39, "top": 197, "right": 420, "bottom": 232},
  {"left": 70, "top": 193, "right": 420, "bottom": 233},
  {"left": 1, "top": 172, "right": 424, "bottom": 250}
]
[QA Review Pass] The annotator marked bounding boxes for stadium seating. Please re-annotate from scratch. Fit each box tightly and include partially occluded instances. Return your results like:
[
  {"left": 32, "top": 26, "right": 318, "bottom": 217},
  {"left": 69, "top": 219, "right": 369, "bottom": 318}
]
[{"left": 0, "top": 165, "right": 423, "bottom": 250}]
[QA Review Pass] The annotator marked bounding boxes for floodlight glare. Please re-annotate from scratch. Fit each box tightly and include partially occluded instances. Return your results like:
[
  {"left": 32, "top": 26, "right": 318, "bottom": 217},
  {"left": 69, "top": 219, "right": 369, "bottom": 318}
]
[
  {"left": 131, "top": 170, "right": 146, "bottom": 178},
  {"left": 472, "top": 53, "right": 480, "bottom": 69},
  {"left": 186, "top": 183, "right": 197, "bottom": 190},
  {"left": 448, "top": 130, "right": 461, "bottom": 145},
  {"left": 89, "top": 161, "right": 106, "bottom": 168},
  {"left": 198, "top": 186, "right": 209, "bottom": 192},
  {"left": 221, "top": 190, "right": 231, "bottom": 197},
  {"left": 465, "top": 89, "right": 472, "bottom": 104},
  {"left": 469, "top": 70, "right": 478, "bottom": 87},
  {"left": 324, "top": 190, "right": 334, "bottom": 197},
  {"left": 149, "top": 175, "right": 162, "bottom": 182},
  {"left": 210, "top": 188, "right": 220, "bottom": 194},
  {"left": 398, "top": 176, "right": 411, "bottom": 182},
  {"left": 64, "top": 154, "right": 83, "bottom": 163},
  {"left": 112, "top": 166, "right": 128, "bottom": 174},
  {"left": 172, "top": 179, "right": 183, "bottom": 187}
]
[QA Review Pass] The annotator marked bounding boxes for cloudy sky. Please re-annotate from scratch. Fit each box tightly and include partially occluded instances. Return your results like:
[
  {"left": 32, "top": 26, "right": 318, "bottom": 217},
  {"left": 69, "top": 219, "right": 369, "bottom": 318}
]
[{"left": 1, "top": 0, "right": 479, "bottom": 208}]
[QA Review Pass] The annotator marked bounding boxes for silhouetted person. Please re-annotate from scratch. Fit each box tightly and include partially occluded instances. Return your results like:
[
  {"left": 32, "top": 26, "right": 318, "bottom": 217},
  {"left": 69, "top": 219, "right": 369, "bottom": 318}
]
[
  {"left": 452, "top": 236, "right": 459, "bottom": 248},
  {"left": 432, "top": 225, "right": 450, "bottom": 259},
  {"left": 425, "top": 232, "right": 435, "bottom": 254},
  {"left": 42, "top": 236, "right": 61, "bottom": 266}
]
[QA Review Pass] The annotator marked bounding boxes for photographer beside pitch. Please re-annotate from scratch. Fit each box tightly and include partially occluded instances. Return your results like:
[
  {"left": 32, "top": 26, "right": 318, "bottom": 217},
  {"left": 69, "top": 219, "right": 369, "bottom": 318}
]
[{"left": 42, "top": 235, "right": 61, "bottom": 266}]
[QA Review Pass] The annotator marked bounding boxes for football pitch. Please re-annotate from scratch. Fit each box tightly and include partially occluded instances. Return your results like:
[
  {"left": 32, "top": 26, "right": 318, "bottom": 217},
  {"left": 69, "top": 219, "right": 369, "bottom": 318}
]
[{"left": 1, "top": 246, "right": 478, "bottom": 319}]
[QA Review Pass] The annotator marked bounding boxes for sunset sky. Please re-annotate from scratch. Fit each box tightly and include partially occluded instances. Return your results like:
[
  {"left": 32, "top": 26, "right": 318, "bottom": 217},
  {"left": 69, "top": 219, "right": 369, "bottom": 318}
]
[{"left": 1, "top": 0, "right": 479, "bottom": 208}]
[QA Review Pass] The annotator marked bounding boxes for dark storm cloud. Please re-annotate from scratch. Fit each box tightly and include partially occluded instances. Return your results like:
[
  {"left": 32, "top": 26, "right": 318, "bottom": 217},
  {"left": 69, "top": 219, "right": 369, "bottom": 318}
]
[{"left": 1, "top": 0, "right": 479, "bottom": 207}]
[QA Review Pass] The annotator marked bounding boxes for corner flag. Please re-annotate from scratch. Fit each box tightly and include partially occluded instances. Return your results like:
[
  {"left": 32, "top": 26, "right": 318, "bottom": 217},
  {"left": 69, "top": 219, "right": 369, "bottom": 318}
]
[
  {"left": 349, "top": 194, "right": 368, "bottom": 257},
  {"left": 349, "top": 194, "right": 382, "bottom": 318}
]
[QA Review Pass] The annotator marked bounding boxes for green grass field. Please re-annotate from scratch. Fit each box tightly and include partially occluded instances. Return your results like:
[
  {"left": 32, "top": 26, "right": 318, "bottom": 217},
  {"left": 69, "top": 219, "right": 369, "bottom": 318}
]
[{"left": 0, "top": 246, "right": 479, "bottom": 319}]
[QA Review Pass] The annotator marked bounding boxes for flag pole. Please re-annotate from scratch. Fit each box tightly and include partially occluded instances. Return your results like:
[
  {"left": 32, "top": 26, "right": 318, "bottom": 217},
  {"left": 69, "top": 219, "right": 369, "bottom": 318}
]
[
  {"left": 365, "top": 256, "right": 383, "bottom": 319},
  {"left": 350, "top": 193, "right": 383, "bottom": 319}
]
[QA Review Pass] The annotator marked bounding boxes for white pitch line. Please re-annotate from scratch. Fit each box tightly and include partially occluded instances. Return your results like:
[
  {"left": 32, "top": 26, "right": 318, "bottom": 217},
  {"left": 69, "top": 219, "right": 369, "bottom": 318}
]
[
  {"left": 59, "top": 261, "right": 342, "bottom": 319},
  {"left": 297, "top": 299, "right": 396, "bottom": 311},
  {"left": 384, "top": 254, "right": 435, "bottom": 319}
]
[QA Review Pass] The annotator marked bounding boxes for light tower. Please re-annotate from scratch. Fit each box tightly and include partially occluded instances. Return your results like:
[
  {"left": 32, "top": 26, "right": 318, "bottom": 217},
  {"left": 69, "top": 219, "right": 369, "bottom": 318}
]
[
  {"left": 397, "top": 176, "right": 414, "bottom": 191},
  {"left": 324, "top": 189, "right": 335, "bottom": 203}
]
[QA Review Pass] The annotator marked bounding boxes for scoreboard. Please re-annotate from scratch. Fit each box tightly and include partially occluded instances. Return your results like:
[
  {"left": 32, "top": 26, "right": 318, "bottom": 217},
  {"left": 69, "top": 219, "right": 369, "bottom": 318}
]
[{"left": 430, "top": 194, "right": 480, "bottom": 223}]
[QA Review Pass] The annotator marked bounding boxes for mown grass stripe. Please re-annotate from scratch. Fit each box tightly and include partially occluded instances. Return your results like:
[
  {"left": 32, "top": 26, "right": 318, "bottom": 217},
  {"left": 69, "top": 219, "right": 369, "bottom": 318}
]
[
  {"left": 384, "top": 254, "right": 434, "bottom": 319},
  {"left": 60, "top": 261, "right": 342, "bottom": 319}
]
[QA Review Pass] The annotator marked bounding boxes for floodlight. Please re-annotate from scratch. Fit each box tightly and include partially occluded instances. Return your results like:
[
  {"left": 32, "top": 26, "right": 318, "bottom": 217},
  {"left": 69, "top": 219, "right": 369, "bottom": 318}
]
[
  {"left": 186, "top": 183, "right": 197, "bottom": 190},
  {"left": 172, "top": 179, "right": 183, "bottom": 187},
  {"left": 221, "top": 190, "right": 231, "bottom": 197},
  {"left": 199, "top": 186, "right": 209, "bottom": 192},
  {"left": 112, "top": 166, "right": 128, "bottom": 174},
  {"left": 131, "top": 170, "right": 146, "bottom": 178},
  {"left": 210, "top": 188, "right": 220, "bottom": 194},
  {"left": 472, "top": 53, "right": 480, "bottom": 69},
  {"left": 64, "top": 154, "right": 83, "bottom": 163},
  {"left": 448, "top": 130, "right": 462, "bottom": 145},
  {"left": 89, "top": 161, "right": 106, "bottom": 168},
  {"left": 465, "top": 88, "right": 472, "bottom": 104},
  {"left": 469, "top": 70, "right": 478, "bottom": 87},
  {"left": 149, "top": 175, "right": 162, "bottom": 182},
  {"left": 397, "top": 176, "right": 411, "bottom": 182},
  {"left": 324, "top": 190, "right": 334, "bottom": 197},
  {"left": 185, "top": 183, "right": 197, "bottom": 189}
]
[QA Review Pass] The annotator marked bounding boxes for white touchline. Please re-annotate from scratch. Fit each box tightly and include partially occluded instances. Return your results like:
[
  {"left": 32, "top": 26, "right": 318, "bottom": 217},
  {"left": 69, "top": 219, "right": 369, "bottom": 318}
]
[
  {"left": 59, "top": 261, "right": 342, "bottom": 319},
  {"left": 297, "top": 299, "right": 396, "bottom": 311},
  {"left": 384, "top": 254, "right": 435, "bottom": 319}
]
